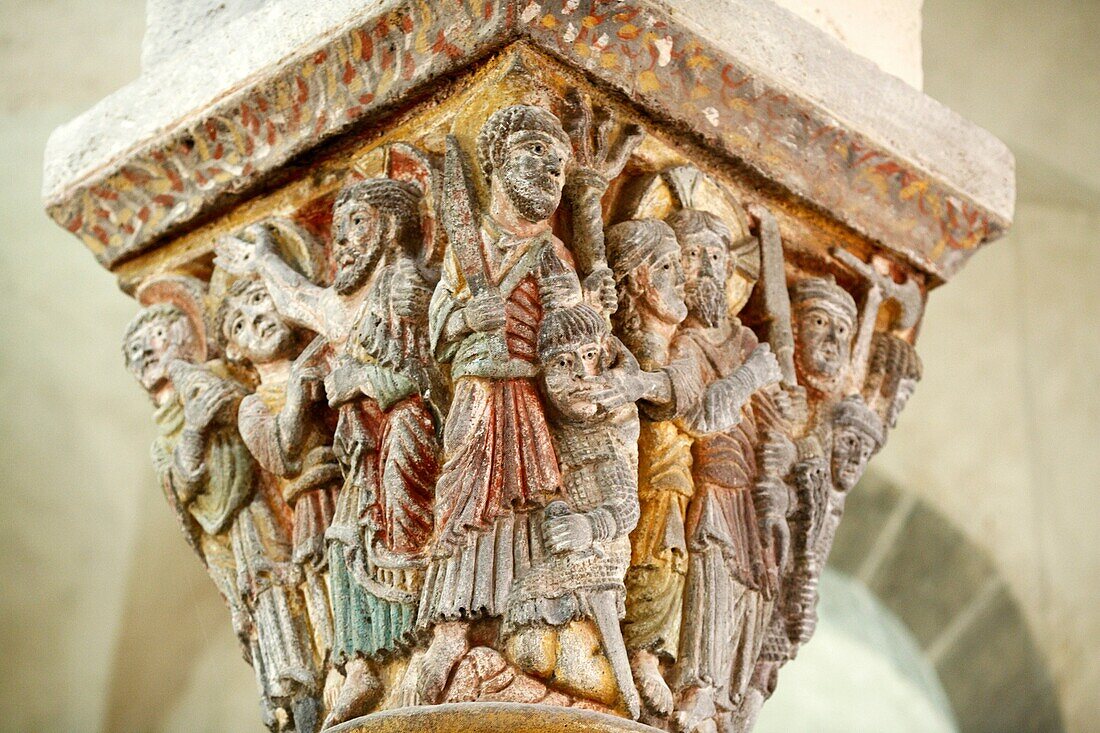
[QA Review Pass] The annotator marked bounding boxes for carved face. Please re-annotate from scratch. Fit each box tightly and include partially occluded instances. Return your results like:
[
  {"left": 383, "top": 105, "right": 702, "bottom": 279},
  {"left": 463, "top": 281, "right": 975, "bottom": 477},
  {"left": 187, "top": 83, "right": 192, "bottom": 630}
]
[
  {"left": 124, "top": 310, "right": 199, "bottom": 393},
  {"left": 886, "top": 377, "right": 917, "bottom": 428},
  {"left": 221, "top": 281, "right": 296, "bottom": 364},
  {"left": 543, "top": 339, "right": 604, "bottom": 419},
  {"left": 496, "top": 130, "right": 571, "bottom": 223},
  {"left": 680, "top": 227, "right": 729, "bottom": 328},
  {"left": 831, "top": 425, "right": 878, "bottom": 493},
  {"left": 794, "top": 303, "right": 854, "bottom": 391},
  {"left": 640, "top": 248, "right": 688, "bottom": 325},
  {"left": 331, "top": 199, "right": 384, "bottom": 295}
]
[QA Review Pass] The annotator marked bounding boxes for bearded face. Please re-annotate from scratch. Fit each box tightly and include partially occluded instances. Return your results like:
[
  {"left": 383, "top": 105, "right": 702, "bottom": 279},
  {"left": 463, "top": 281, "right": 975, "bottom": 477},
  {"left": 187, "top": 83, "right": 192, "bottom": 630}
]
[
  {"left": 222, "top": 282, "right": 296, "bottom": 364},
  {"left": 831, "top": 426, "right": 878, "bottom": 492},
  {"left": 679, "top": 228, "right": 729, "bottom": 328},
  {"left": 794, "top": 303, "right": 853, "bottom": 391},
  {"left": 496, "top": 130, "right": 570, "bottom": 223},
  {"left": 124, "top": 313, "right": 198, "bottom": 393},
  {"left": 331, "top": 199, "right": 385, "bottom": 295}
]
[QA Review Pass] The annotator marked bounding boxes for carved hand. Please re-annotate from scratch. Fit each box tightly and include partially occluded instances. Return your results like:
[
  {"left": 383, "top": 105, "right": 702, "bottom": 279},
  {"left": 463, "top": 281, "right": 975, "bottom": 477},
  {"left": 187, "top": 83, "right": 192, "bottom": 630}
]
[
  {"left": 743, "top": 343, "right": 783, "bottom": 391},
  {"left": 213, "top": 223, "right": 277, "bottom": 277},
  {"left": 765, "top": 514, "right": 791, "bottom": 576},
  {"left": 545, "top": 511, "right": 595, "bottom": 554},
  {"left": 324, "top": 359, "right": 365, "bottom": 406},
  {"left": 562, "top": 88, "right": 644, "bottom": 190},
  {"left": 392, "top": 276, "right": 431, "bottom": 319},
  {"left": 463, "top": 292, "right": 507, "bottom": 333},
  {"left": 182, "top": 381, "right": 237, "bottom": 434},
  {"left": 583, "top": 266, "right": 618, "bottom": 315}
]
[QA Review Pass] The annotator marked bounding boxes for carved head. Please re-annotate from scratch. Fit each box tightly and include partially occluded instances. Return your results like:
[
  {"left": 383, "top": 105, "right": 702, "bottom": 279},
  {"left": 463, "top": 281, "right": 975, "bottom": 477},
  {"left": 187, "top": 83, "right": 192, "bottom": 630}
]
[
  {"left": 606, "top": 218, "right": 687, "bottom": 329},
  {"left": 667, "top": 208, "right": 733, "bottom": 328},
  {"left": 478, "top": 105, "right": 571, "bottom": 224},
  {"left": 791, "top": 277, "right": 857, "bottom": 394},
  {"left": 123, "top": 303, "right": 202, "bottom": 395},
  {"left": 331, "top": 178, "right": 423, "bottom": 295},
  {"left": 864, "top": 332, "right": 922, "bottom": 428},
  {"left": 216, "top": 279, "right": 298, "bottom": 365},
  {"left": 829, "top": 395, "right": 884, "bottom": 493},
  {"left": 538, "top": 303, "right": 608, "bottom": 419}
]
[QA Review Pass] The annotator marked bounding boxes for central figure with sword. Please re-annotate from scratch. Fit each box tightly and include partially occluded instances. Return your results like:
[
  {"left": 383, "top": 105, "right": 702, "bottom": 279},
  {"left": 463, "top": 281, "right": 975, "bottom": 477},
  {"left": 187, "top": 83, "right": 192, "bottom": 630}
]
[{"left": 413, "top": 100, "right": 645, "bottom": 713}]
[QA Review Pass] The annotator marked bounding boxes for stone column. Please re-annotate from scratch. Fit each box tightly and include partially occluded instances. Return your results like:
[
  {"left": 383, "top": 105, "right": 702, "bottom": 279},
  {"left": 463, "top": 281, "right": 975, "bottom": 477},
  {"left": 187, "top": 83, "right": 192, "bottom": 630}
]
[{"left": 42, "top": 2, "right": 1013, "bottom": 732}]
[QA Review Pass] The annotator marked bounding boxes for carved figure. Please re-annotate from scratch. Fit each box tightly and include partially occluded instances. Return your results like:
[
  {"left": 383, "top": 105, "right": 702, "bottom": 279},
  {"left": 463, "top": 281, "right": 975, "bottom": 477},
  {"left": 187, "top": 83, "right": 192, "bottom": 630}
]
[
  {"left": 604, "top": 218, "right": 691, "bottom": 720},
  {"left": 505, "top": 303, "right": 644, "bottom": 717},
  {"left": 663, "top": 191, "right": 786, "bottom": 733},
  {"left": 414, "top": 104, "right": 586, "bottom": 703},
  {"left": 863, "top": 332, "right": 922, "bottom": 429},
  {"left": 168, "top": 351, "right": 321, "bottom": 733},
  {"left": 124, "top": 301, "right": 247, "bottom": 639},
  {"left": 121, "top": 82, "right": 925, "bottom": 733},
  {"left": 790, "top": 277, "right": 857, "bottom": 399},
  {"left": 216, "top": 175, "right": 441, "bottom": 727},
  {"left": 218, "top": 266, "right": 342, "bottom": 684}
]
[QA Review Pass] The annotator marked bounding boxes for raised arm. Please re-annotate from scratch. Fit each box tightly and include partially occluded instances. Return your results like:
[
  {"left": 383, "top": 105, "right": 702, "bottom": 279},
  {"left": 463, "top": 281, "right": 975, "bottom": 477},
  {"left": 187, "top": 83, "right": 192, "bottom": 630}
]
[{"left": 215, "top": 223, "right": 343, "bottom": 338}]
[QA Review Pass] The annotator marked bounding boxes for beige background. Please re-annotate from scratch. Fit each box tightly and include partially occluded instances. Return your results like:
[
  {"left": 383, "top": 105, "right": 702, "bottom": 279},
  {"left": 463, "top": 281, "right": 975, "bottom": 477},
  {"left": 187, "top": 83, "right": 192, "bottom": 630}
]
[{"left": 1, "top": 0, "right": 1097, "bottom": 730}]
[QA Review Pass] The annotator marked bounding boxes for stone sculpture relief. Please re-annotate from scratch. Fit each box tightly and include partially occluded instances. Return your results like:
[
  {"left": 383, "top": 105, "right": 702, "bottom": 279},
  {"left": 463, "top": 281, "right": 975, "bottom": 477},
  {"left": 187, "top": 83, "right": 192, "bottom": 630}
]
[{"left": 124, "top": 88, "right": 923, "bottom": 733}]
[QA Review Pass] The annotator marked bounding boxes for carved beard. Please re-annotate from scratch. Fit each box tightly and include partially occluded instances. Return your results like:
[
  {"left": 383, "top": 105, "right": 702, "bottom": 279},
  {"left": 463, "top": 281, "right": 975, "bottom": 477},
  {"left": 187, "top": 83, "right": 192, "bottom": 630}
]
[
  {"left": 333, "top": 236, "right": 383, "bottom": 295},
  {"left": 502, "top": 169, "right": 561, "bottom": 223},
  {"left": 685, "top": 276, "right": 726, "bottom": 328}
]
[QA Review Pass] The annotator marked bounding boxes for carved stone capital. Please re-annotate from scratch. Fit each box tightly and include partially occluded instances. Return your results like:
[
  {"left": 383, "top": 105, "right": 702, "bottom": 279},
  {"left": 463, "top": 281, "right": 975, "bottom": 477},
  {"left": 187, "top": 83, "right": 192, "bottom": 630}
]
[{"left": 44, "top": 2, "right": 1013, "bottom": 732}]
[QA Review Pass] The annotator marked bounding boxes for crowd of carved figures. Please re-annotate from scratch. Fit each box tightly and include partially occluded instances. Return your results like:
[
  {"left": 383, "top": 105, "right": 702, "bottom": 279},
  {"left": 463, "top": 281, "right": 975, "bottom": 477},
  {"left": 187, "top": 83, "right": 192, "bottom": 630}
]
[{"left": 122, "top": 90, "right": 922, "bottom": 733}]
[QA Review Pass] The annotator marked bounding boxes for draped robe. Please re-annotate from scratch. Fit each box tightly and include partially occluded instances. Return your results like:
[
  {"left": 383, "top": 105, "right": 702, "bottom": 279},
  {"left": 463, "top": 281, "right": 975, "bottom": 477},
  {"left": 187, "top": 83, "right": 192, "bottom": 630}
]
[{"left": 419, "top": 224, "right": 581, "bottom": 625}]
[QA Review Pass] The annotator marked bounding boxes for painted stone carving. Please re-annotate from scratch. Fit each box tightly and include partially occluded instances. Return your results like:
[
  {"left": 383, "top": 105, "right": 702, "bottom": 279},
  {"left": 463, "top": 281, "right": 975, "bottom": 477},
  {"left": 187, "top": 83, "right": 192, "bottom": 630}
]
[{"left": 126, "top": 87, "right": 923, "bottom": 732}]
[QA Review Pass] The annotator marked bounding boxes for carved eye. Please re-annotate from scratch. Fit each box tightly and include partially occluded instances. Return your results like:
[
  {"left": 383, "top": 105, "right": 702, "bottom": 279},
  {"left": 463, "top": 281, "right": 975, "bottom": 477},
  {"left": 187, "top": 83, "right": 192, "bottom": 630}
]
[
  {"left": 154, "top": 327, "right": 165, "bottom": 339},
  {"left": 814, "top": 316, "right": 826, "bottom": 327},
  {"left": 558, "top": 357, "right": 569, "bottom": 368},
  {"left": 583, "top": 349, "right": 597, "bottom": 361},
  {"left": 531, "top": 142, "right": 545, "bottom": 155},
  {"left": 663, "top": 262, "right": 670, "bottom": 270},
  {"left": 352, "top": 215, "right": 364, "bottom": 226},
  {"left": 250, "top": 291, "right": 264, "bottom": 305},
  {"left": 233, "top": 318, "right": 245, "bottom": 335},
  {"left": 837, "top": 325, "right": 848, "bottom": 337}
]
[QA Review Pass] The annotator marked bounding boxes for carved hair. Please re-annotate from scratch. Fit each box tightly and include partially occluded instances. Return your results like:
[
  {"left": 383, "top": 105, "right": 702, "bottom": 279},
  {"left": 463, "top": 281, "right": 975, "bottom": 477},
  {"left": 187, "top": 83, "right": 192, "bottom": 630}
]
[
  {"left": 665, "top": 208, "right": 732, "bottom": 251},
  {"left": 606, "top": 218, "right": 678, "bottom": 279},
  {"left": 791, "top": 276, "right": 857, "bottom": 324},
  {"left": 862, "top": 332, "right": 922, "bottom": 418},
  {"left": 538, "top": 303, "right": 606, "bottom": 362},
  {"left": 477, "top": 105, "right": 570, "bottom": 179},
  {"left": 334, "top": 178, "right": 424, "bottom": 252},
  {"left": 606, "top": 218, "right": 679, "bottom": 341},
  {"left": 831, "top": 395, "right": 885, "bottom": 447},
  {"left": 123, "top": 302, "right": 192, "bottom": 350}
]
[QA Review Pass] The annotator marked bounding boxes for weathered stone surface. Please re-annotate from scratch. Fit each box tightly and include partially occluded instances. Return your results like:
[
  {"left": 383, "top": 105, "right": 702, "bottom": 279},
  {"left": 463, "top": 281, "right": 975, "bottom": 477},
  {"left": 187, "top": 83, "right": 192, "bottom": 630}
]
[
  {"left": 43, "top": 0, "right": 1012, "bottom": 279},
  {"left": 39, "top": 2, "right": 1020, "bottom": 732}
]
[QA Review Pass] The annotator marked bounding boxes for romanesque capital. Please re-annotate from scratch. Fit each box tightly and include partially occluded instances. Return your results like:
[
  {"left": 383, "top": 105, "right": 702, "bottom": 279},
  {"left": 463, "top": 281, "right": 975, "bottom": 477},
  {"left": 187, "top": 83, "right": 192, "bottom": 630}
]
[{"left": 44, "top": 2, "right": 1013, "bottom": 732}]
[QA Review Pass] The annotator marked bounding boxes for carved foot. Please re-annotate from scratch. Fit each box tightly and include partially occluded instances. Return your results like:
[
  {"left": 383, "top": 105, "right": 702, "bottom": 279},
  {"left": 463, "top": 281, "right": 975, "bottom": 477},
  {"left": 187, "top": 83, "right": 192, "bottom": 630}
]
[
  {"left": 631, "top": 649, "right": 673, "bottom": 718},
  {"left": 322, "top": 668, "right": 344, "bottom": 714},
  {"left": 415, "top": 620, "right": 470, "bottom": 705},
  {"left": 673, "top": 685, "right": 719, "bottom": 733},
  {"left": 321, "top": 657, "right": 381, "bottom": 729}
]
